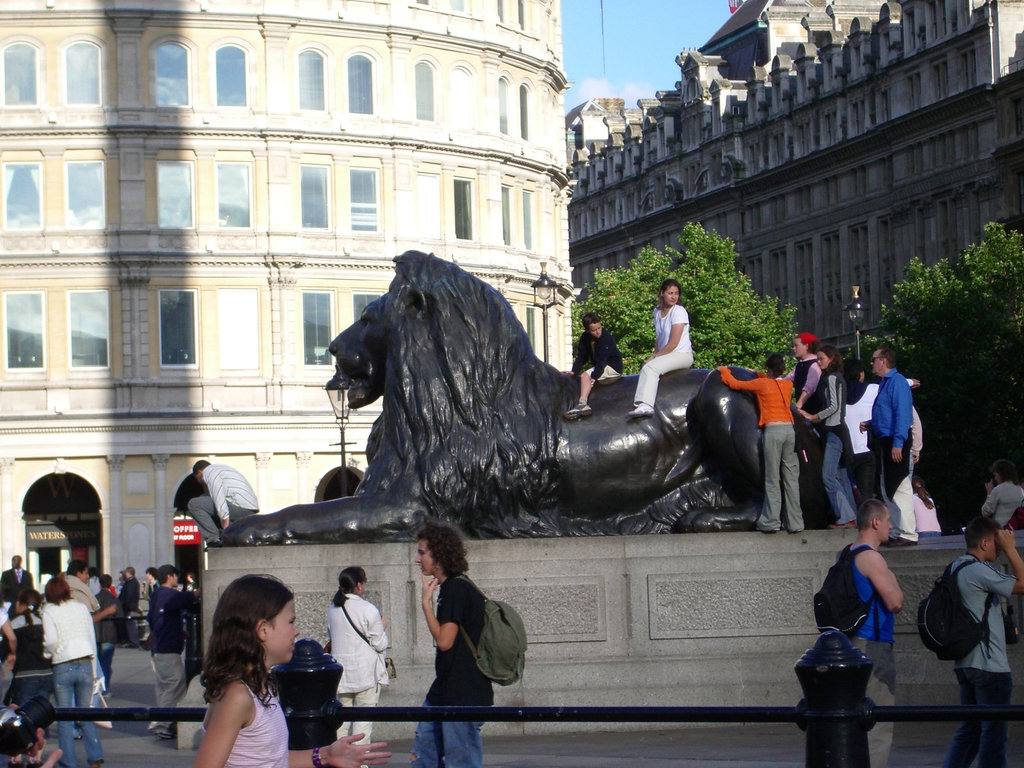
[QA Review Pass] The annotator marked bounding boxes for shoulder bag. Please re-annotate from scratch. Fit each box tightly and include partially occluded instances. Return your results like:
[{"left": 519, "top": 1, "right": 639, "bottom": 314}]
[{"left": 341, "top": 603, "right": 396, "bottom": 680}]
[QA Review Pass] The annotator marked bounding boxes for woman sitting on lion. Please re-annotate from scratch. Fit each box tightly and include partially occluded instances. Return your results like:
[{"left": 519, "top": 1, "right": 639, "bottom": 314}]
[{"left": 628, "top": 278, "right": 694, "bottom": 419}]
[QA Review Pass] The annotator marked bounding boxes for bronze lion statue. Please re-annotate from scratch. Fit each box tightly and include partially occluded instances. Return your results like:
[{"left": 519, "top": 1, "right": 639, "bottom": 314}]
[{"left": 226, "top": 251, "right": 827, "bottom": 545}]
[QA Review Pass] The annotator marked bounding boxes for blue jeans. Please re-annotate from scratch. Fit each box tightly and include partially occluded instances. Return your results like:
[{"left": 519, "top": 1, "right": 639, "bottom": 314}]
[
  {"left": 53, "top": 659, "right": 103, "bottom": 768},
  {"left": 411, "top": 702, "right": 483, "bottom": 768},
  {"left": 97, "top": 642, "right": 115, "bottom": 691},
  {"left": 822, "top": 431, "right": 857, "bottom": 525},
  {"left": 943, "top": 668, "right": 1012, "bottom": 768},
  {"left": 8, "top": 672, "right": 54, "bottom": 707}
]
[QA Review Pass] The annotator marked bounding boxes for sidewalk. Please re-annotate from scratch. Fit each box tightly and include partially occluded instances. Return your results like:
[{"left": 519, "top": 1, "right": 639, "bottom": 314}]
[{"left": 64, "top": 647, "right": 1022, "bottom": 767}]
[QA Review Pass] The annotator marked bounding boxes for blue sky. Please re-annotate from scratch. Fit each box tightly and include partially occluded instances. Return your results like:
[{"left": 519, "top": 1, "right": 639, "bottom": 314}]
[{"left": 561, "top": 1, "right": 737, "bottom": 109}]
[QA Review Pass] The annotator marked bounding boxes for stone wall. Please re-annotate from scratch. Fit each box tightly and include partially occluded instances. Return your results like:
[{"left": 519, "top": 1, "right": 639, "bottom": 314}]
[{"left": 201, "top": 530, "right": 1024, "bottom": 737}]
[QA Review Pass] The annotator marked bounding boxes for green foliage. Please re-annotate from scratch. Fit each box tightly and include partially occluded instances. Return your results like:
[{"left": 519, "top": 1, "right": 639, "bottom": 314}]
[
  {"left": 881, "top": 222, "right": 1024, "bottom": 526},
  {"left": 572, "top": 223, "right": 796, "bottom": 373}
]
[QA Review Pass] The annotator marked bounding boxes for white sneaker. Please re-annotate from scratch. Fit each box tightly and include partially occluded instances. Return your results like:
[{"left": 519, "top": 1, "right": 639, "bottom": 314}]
[{"left": 627, "top": 403, "right": 655, "bottom": 418}]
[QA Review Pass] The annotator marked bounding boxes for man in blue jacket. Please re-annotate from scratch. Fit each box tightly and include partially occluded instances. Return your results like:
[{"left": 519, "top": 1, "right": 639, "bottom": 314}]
[
  {"left": 861, "top": 347, "right": 917, "bottom": 545},
  {"left": 147, "top": 564, "right": 197, "bottom": 740},
  {"left": 564, "top": 313, "right": 623, "bottom": 420}
]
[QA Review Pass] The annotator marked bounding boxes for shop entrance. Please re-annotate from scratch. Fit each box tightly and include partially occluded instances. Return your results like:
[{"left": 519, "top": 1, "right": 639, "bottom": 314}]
[{"left": 22, "top": 472, "right": 102, "bottom": 583}]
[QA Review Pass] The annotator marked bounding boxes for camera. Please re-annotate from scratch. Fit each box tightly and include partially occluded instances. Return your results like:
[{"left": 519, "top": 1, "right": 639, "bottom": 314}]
[{"left": 0, "top": 696, "right": 56, "bottom": 756}]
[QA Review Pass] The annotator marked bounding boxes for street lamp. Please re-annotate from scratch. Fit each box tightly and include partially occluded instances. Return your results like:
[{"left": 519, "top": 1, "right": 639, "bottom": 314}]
[
  {"left": 844, "top": 285, "right": 865, "bottom": 361},
  {"left": 531, "top": 262, "right": 557, "bottom": 363},
  {"left": 325, "top": 377, "right": 351, "bottom": 497}
]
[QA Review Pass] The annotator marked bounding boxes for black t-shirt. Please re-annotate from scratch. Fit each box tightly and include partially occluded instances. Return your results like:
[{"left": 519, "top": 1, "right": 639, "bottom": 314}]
[{"left": 426, "top": 575, "right": 493, "bottom": 707}]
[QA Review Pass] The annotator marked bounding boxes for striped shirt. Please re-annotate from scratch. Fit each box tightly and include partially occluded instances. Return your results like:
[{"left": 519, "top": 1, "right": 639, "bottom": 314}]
[{"left": 202, "top": 464, "right": 258, "bottom": 522}]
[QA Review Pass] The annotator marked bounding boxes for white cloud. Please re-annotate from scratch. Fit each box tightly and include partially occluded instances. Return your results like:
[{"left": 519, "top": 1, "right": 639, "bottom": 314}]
[{"left": 566, "top": 76, "right": 657, "bottom": 111}]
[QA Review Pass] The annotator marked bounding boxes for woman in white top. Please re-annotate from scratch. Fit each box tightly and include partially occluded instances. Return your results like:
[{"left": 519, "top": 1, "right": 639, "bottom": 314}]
[
  {"left": 41, "top": 574, "right": 103, "bottom": 768},
  {"left": 628, "top": 278, "right": 694, "bottom": 418},
  {"left": 326, "top": 567, "right": 389, "bottom": 744},
  {"left": 982, "top": 458, "right": 1024, "bottom": 527}
]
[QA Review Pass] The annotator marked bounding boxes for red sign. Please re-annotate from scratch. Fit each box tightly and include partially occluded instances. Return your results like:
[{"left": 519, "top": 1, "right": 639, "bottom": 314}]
[
  {"left": 729, "top": 0, "right": 741, "bottom": 11},
  {"left": 173, "top": 520, "right": 201, "bottom": 546}
]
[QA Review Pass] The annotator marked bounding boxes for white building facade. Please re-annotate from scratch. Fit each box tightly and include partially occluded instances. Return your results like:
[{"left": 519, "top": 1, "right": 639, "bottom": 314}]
[{"left": 0, "top": 0, "right": 570, "bottom": 580}]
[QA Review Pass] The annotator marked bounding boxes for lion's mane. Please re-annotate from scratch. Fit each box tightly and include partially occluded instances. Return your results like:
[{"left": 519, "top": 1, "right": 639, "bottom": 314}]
[{"left": 356, "top": 253, "right": 570, "bottom": 537}]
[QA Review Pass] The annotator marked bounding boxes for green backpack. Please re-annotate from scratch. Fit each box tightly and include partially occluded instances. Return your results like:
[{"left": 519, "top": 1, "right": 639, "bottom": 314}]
[{"left": 457, "top": 576, "right": 527, "bottom": 686}]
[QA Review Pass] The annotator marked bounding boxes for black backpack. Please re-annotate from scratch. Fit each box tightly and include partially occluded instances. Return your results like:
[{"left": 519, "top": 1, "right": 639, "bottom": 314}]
[
  {"left": 918, "top": 556, "right": 994, "bottom": 661},
  {"left": 814, "top": 544, "right": 874, "bottom": 635}
]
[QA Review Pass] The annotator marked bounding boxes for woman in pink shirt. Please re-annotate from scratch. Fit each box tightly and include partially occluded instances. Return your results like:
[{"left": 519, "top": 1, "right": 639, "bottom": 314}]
[{"left": 913, "top": 476, "right": 941, "bottom": 537}]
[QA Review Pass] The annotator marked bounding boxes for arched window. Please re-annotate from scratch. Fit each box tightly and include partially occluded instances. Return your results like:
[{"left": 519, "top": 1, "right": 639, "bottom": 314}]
[
  {"left": 155, "top": 42, "right": 189, "bottom": 106},
  {"left": 498, "top": 77, "right": 509, "bottom": 134},
  {"left": 65, "top": 42, "right": 100, "bottom": 105},
  {"left": 298, "top": 50, "right": 325, "bottom": 111},
  {"left": 348, "top": 54, "right": 373, "bottom": 115},
  {"left": 519, "top": 84, "right": 530, "bottom": 140},
  {"left": 449, "top": 67, "right": 473, "bottom": 129},
  {"left": 215, "top": 45, "right": 246, "bottom": 107},
  {"left": 3, "top": 43, "right": 37, "bottom": 106},
  {"left": 415, "top": 62, "right": 434, "bottom": 121}
]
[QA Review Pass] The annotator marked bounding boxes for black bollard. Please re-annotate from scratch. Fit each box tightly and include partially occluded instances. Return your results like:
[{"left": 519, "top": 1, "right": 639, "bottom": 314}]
[
  {"left": 794, "top": 630, "right": 874, "bottom": 768},
  {"left": 273, "top": 638, "right": 344, "bottom": 750},
  {"left": 184, "top": 603, "right": 203, "bottom": 684}
]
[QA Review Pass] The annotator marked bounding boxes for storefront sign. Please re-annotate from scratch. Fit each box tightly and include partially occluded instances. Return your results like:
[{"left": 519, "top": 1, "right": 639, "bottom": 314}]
[
  {"left": 173, "top": 519, "right": 201, "bottom": 546},
  {"left": 26, "top": 522, "right": 97, "bottom": 548}
]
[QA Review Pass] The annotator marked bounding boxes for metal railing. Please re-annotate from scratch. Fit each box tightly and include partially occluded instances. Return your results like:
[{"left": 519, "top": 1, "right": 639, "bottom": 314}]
[{"left": 44, "top": 631, "right": 1024, "bottom": 768}]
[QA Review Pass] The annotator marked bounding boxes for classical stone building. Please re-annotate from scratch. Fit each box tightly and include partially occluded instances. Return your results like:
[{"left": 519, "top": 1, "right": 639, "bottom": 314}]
[
  {"left": 0, "top": 0, "right": 569, "bottom": 579},
  {"left": 568, "top": 0, "right": 1024, "bottom": 347}
]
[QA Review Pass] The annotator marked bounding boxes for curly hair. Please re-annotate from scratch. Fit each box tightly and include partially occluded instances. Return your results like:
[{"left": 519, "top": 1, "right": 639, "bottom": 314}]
[
  {"left": 416, "top": 519, "right": 468, "bottom": 577},
  {"left": 201, "top": 574, "right": 293, "bottom": 706}
]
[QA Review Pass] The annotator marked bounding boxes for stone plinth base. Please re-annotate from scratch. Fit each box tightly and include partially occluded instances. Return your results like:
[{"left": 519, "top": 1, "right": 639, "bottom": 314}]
[{"left": 201, "top": 531, "right": 1024, "bottom": 738}]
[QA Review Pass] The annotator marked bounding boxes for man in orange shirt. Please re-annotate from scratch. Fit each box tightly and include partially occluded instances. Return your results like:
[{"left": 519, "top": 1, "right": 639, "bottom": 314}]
[{"left": 720, "top": 354, "right": 804, "bottom": 533}]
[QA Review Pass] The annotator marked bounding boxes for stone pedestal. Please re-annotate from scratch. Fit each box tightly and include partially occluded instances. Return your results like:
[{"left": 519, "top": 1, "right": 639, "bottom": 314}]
[{"left": 201, "top": 531, "right": 1024, "bottom": 738}]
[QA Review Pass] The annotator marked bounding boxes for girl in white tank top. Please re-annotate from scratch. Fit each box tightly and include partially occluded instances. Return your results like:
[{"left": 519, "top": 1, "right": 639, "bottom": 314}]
[{"left": 192, "top": 575, "right": 392, "bottom": 768}]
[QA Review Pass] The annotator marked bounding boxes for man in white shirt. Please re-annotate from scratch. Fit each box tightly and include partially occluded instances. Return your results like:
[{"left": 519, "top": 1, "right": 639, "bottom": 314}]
[{"left": 186, "top": 460, "right": 259, "bottom": 546}]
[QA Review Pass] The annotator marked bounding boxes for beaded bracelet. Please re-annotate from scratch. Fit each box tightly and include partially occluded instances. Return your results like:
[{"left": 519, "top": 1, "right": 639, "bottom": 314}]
[{"left": 311, "top": 746, "right": 323, "bottom": 768}]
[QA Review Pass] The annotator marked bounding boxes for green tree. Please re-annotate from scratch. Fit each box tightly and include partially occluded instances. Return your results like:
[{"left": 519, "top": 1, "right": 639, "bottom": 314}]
[
  {"left": 572, "top": 222, "right": 796, "bottom": 373},
  {"left": 881, "top": 222, "right": 1024, "bottom": 526}
]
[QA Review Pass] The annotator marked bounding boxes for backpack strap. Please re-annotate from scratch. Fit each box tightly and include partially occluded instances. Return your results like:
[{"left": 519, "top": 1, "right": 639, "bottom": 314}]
[
  {"left": 846, "top": 543, "right": 879, "bottom": 640},
  {"left": 455, "top": 575, "right": 485, "bottom": 655},
  {"left": 951, "top": 556, "right": 996, "bottom": 647}
]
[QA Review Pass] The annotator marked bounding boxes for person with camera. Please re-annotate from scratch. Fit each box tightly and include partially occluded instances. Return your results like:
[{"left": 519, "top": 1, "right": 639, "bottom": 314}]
[
  {"left": 942, "top": 517, "right": 1024, "bottom": 768},
  {"left": 981, "top": 459, "right": 1023, "bottom": 528}
]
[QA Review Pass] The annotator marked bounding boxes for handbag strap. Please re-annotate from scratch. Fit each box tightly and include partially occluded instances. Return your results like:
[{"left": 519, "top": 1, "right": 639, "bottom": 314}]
[{"left": 340, "top": 602, "right": 373, "bottom": 648}]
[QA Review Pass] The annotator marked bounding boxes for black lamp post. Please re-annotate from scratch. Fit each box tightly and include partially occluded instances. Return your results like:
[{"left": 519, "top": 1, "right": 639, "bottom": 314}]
[
  {"left": 844, "top": 285, "right": 864, "bottom": 361},
  {"left": 531, "top": 262, "right": 557, "bottom": 363},
  {"left": 325, "top": 378, "right": 351, "bottom": 497}
]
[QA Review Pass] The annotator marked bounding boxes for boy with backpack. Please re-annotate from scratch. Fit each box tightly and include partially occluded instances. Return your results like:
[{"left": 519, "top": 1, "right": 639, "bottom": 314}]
[
  {"left": 844, "top": 498, "right": 905, "bottom": 768},
  {"left": 412, "top": 519, "right": 492, "bottom": 768},
  {"left": 942, "top": 517, "right": 1024, "bottom": 768}
]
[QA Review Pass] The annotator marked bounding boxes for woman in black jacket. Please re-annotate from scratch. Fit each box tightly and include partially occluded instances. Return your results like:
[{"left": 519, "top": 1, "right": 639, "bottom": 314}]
[
  {"left": 5, "top": 588, "right": 53, "bottom": 706},
  {"left": 799, "top": 345, "right": 858, "bottom": 527}
]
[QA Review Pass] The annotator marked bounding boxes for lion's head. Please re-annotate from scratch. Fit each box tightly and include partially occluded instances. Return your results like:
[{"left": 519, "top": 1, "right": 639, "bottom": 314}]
[{"left": 330, "top": 251, "right": 569, "bottom": 536}]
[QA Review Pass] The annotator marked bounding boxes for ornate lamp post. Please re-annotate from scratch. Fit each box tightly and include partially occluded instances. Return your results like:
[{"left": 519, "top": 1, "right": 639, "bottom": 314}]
[
  {"left": 325, "top": 378, "right": 351, "bottom": 497},
  {"left": 531, "top": 262, "right": 557, "bottom": 363},
  {"left": 844, "top": 285, "right": 865, "bottom": 361}
]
